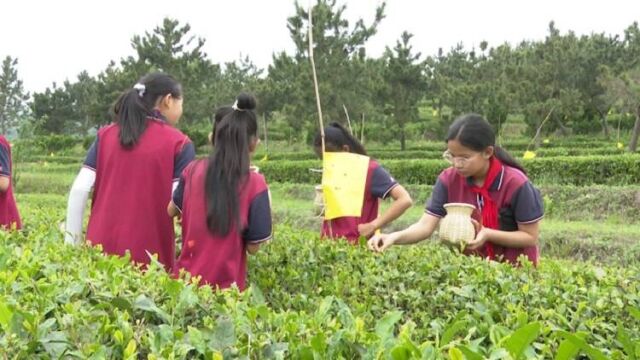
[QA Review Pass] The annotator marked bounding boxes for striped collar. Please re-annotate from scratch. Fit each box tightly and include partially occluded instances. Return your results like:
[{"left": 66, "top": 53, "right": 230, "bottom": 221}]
[{"left": 148, "top": 109, "right": 168, "bottom": 123}]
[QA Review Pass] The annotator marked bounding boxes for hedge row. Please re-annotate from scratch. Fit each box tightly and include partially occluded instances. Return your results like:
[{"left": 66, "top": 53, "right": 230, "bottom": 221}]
[
  {"left": 11, "top": 154, "right": 640, "bottom": 188},
  {"left": 259, "top": 154, "right": 640, "bottom": 186},
  {"left": 12, "top": 145, "right": 633, "bottom": 167},
  {"left": 255, "top": 146, "right": 632, "bottom": 161}
]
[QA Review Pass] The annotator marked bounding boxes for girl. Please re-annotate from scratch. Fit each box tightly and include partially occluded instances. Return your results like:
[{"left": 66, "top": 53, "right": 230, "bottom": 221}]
[
  {"left": 168, "top": 93, "right": 272, "bottom": 290},
  {"left": 65, "top": 73, "right": 195, "bottom": 270},
  {"left": 368, "top": 114, "right": 543, "bottom": 266},
  {"left": 0, "top": 135, "right": 21, "bottom": 230},
  {"left": 315, "top": 122, "right": 412, "bottom": 243}
]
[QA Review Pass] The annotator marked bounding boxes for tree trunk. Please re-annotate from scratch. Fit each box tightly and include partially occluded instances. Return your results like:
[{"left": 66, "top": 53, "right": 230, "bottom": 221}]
[
  {"left": 84, "top": 114, "right": 91, "bottom": 135},
  {"left": 262, "top": 113, "right": 268, "bottom": 152},
  {"left": 555, "top": 116, "right": 570, "bottom": 136},
  {"left": 629, "top": 109, "right": 640, "bottom": 152},
  {"left": 533, "top": 118, "right": 543, "bottom": 149},
  {"left": 601, "top": 115, "right": 610, "bottom": 139},
  {"left": 360, "top": 113, "right": 365, "bottom": 144}
]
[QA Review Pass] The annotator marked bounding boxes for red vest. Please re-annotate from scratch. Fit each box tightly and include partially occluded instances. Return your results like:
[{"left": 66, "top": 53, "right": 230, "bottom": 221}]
[
  {"left": 174, "top": 160, "right": 270, "bottom": 290},
  {"left": 86, "top": 120, "right": 190, "bottom": 269},
  {"left": 0, "top": 136, "right": 21, "bottom": 230}
]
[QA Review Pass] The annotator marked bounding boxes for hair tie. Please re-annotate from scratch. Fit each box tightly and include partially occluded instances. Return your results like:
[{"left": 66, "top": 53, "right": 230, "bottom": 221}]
[
  {"left": 133, "top": 83, "right": 146, "bottom": 98},
  {"left": 231, "top": 100, "right": 246, "bottom": 112}
]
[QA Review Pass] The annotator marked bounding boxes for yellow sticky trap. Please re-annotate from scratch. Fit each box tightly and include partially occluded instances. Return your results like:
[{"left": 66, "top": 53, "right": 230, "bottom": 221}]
[
  {"left": 523, "top": 150, "right": 536, "bottom": 160},
  {"left": 322, "top": 152, "right": 369, "bottom": 220}
]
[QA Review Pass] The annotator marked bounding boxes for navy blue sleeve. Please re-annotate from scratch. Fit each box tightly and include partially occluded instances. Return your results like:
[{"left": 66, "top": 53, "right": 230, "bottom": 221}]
[
  {"left": 425, "top": 178, "right": 448, "bottom": 217},
  {"left": 370, "top": 165, "right": 398, "bottom": 199},
  {"left": 0, "top": 144, "right": 10, "bottom": 177},
  {"left": 83, "top": 137, "right": 98, "bottom": 170},
  {"left": 243, "top": 190, "right": 272, "bottom": 243},
  {"left": 513, "top": 181, "right": 544, "bottom": 224},
  {"left": 173, "top": 141, "right": 196, "bottom": 180},
  {"left": 172, "top": 175, "right": 186, "bottom": 212}
]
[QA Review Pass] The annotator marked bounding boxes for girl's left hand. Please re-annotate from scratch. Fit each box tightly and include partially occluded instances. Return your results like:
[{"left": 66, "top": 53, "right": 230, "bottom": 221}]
[
  {"left": 358, "top": 222, "right": 377, "bottom": 238},
  {"left": 467, "top": 227, "right": 491, "bottom": 251}
]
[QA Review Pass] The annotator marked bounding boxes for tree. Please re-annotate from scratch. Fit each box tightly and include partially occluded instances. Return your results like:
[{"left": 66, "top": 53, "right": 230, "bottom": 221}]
[
  {"left": 515, "top": 23, "right": 584, "bottom": 142},
  {"left": 31, "top": 83, "right": 75, "bottom": 134},
  {"left": 68, "top": 71, "right": 100, "bottom": 133},
  {"left": 601, "top": 66, "right": 640, "bottom": 151},
  {"left": 30, "top": 18, "right": 228, "bottom": 132},
  {"left": 127, "top": 18, "right": 221, "bottom": 125},
  {"left": 220, "top": 56, "right": 263, "bottom": 109},
  {"left": 0, "top": 56, "right": 29, "bottom": 135},
  {"left": 381, "top": 32, "right": 427, "bottom": 150},
  {"left": 265, "top": 0, "right": 386, "bottom": 140}
]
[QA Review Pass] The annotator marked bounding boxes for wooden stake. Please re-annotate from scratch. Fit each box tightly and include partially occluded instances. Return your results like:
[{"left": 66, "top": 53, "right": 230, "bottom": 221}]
[
  {"left": 308, "top": 4, "right": 325, "bottom": 153},
  {"left": 343, "top": 104, "right": 353, "bottom": 135},
  {"left": 309, "top": 2, "right": 332, "bottom": 233}
]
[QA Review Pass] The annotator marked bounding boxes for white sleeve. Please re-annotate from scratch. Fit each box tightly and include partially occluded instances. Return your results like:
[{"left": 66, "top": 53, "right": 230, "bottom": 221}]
[{"left": 64, "top": 167, "right": 96, "bottom": 245}]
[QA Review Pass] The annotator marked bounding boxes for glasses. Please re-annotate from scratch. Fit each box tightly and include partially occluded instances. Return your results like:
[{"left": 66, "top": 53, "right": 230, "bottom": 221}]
[{"left": 442, "top": 150, "right": 477, "bottom": 165}]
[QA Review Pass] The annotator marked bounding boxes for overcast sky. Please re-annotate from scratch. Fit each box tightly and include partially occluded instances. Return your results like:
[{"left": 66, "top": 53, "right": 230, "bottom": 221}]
[{"left": 3, "top": 0, "right": 639, "bottom": 93}]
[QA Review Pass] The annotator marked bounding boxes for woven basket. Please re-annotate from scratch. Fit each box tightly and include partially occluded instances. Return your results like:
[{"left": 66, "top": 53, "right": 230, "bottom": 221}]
[{"left": 439, "top": 203, "right": 476, "bottom": 245}]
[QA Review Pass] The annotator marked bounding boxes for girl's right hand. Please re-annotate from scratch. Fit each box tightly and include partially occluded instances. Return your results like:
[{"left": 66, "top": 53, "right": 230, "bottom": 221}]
[{"left": 367, "top": 232, "right": 399, "bottom": 253}]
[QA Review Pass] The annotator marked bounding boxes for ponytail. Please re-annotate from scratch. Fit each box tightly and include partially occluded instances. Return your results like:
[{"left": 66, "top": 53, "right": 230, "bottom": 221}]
[
  {"left": 494, "top": 146, "right": 527, "bottom": 175},
  {"left": 205, "top": 93, "right": 258, "bottom": 236},
  {"left": 112, "top": 72, "right": 182, "bottom": 148},
  {"left": 314, "top": 122, "right": 367, "bottom": 155}
]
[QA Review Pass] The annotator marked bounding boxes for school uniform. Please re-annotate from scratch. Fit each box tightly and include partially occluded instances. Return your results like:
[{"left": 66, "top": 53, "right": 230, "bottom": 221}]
[
  {"left": 83, "top": 111, "right": 195, "bottom": 269},
  {"left": 322, "top": 159, "right": 398, "bottom": 243},
  {"left": 172, "top": 160, "right": 272, "bottom": 290},
  {"left": 0, "top": 136, "right": 21, "bottom": 230},
  {"left": 426, "top": 164, "right": 544, "bottom": 265}
]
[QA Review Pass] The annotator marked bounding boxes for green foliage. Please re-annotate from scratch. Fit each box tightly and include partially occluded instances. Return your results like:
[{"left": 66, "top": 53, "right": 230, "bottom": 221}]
[
  {"left": 258, "top": 146, "right": 630, "bottom": 161},
  {"left": 14, "top": 135, "right": 83, "bottom": 154},
  {"left": 249, "top": 225, "right": 639, "bottom": 358},
  {"left": 600, "top": 65, "right": 640, "bottom": 151},
  {"left": 4, "top": 140, "right": 640, "bottom": 358},
  {"left": 1, "top": 207, "right": 638, "bottom": 358},
  {"left": 14, "top": 9, "right": 640, "bottom": 143},
  {"left": 181, "top": 125, "right": 210, "bottom": 149},
  {"left": 0, "top": 56, "right": 30, "bottom": 135},
  {"left": 264, "top": 0, "right": 387, "bottom": 137},
  {"left": 381, "top": 31, "right": 427, "bottom": 150},
  {"left": 259, "top": 154, "right": 640, "bottom": 185}
]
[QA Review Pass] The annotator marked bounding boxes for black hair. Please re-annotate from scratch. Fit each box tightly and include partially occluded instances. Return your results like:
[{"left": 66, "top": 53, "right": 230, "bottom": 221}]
[
  {"left": 205, "top": 93, "right": 258, "bottom": 236},
  {"left": 314, "top": 122, "right": 367, "bottom": 155},
  {"left": 211, "top": 106, "right": 233, "bottom": 146},
  {"left": 446, "top": 114, "right": 526, "bottom": 174},
  {"left": 112, "top": 72, "right": 182, "bottom": 148}
]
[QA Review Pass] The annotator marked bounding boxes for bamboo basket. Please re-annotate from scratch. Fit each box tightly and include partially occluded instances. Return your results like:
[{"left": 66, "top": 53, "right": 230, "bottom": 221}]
[{"left": 439, "top": 203, "right": 476, "bottom": 246}]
